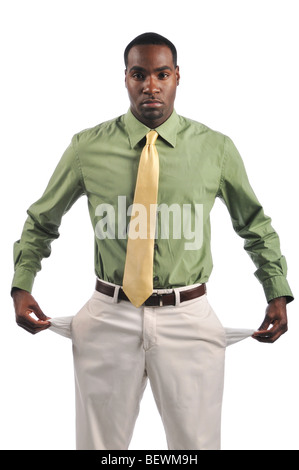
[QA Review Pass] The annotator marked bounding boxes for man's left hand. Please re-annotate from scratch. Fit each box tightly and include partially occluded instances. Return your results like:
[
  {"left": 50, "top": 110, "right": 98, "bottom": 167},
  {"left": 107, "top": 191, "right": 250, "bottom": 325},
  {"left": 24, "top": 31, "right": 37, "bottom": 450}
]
[{"left": 252, "top": 296, "right": 288, "bottom": 343}]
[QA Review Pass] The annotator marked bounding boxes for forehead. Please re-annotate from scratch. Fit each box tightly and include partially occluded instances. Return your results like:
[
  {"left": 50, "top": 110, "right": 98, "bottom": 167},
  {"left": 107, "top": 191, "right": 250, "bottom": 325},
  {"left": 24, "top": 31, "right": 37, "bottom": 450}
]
[{"left": 127, "top": 44, "right": 174, "bottom": 70}]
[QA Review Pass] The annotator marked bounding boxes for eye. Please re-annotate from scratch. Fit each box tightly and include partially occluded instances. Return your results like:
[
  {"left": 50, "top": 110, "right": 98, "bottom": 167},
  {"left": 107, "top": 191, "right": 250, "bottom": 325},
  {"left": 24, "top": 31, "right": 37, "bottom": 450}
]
[
  {"left": 132, "top": 72, "right": 145, "bottom": 80},
  {"left": 158, "top": 72, "right": 170, "bottom": 79}
]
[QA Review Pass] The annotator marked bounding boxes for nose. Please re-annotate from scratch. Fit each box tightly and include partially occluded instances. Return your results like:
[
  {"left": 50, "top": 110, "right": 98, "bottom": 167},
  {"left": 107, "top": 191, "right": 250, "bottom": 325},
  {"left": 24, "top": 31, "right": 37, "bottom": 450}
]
[{"left": 143, "top": 75, "right": 160, "bottom": 95}]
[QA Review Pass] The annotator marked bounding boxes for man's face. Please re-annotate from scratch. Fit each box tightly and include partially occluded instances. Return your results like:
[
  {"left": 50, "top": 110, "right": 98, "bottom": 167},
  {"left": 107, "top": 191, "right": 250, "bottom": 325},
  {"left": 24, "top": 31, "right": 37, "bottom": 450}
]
[{"left": 125, "top": 44, "right": 180, "bottom": 128}]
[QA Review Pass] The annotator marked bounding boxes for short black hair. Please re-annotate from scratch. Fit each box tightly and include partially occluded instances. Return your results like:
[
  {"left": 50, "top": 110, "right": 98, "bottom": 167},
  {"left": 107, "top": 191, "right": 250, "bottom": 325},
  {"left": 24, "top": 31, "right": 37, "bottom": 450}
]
[{"left": 124, "top": 32, "right": 177, "bottom": 69}]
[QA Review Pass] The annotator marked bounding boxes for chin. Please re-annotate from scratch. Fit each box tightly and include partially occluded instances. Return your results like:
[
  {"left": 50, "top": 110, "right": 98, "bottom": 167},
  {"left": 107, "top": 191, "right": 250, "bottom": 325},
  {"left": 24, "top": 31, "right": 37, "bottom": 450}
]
[{"left": 141, "top": 109, "right": 164, "bottom": 121}]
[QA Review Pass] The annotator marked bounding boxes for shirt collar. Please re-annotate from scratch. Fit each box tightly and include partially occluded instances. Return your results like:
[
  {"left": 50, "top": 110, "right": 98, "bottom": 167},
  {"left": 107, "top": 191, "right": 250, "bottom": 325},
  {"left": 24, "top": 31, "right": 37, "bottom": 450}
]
[{"left": 124, "top": 108, "right": 179, "bottom": 149}]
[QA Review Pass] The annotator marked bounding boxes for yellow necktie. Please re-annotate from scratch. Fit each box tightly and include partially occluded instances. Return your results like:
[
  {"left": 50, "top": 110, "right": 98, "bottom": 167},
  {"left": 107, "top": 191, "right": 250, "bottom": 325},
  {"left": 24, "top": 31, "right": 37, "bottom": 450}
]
[{"left": 122, "top": 130, "right": 159, "bottom": 307}]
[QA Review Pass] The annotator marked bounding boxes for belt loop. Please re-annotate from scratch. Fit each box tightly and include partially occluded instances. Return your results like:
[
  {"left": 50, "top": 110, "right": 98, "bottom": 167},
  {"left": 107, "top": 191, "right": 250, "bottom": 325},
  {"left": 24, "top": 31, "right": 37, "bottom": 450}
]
[
  {"left": 173, "top": 288, "right": 181, "bottom": 306},
  {"left": 113, "top": 285, "right": 121, "bottom": 303}
]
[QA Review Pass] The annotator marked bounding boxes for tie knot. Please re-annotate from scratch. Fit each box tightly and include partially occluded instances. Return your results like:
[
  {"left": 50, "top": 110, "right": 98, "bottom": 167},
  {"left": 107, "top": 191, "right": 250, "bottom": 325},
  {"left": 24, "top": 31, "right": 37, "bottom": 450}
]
[{"left": 146, "top": 130, "right": 158, "bottom": 145}]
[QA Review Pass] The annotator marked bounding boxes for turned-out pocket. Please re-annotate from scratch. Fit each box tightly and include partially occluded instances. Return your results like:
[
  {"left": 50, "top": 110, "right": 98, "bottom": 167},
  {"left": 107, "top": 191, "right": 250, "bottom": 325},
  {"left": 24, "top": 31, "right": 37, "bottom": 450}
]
[
  {"left": 224, "top": 327, "right": 255, "bottom": 346},
  {"left": 48, "top": 316, "right": 74, "bottom": 339}
]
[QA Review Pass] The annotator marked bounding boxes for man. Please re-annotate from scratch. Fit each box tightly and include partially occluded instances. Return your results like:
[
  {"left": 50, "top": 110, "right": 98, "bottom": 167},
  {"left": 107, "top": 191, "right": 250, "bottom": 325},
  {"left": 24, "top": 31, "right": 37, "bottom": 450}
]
[{"left": 12, "top": 32, "right": 293, "bottom": 450}]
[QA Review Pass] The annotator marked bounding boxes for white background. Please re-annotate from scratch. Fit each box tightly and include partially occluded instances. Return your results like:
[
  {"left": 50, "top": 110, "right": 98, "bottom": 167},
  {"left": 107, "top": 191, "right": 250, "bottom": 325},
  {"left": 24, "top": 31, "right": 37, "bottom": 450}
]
[{"left": 1, "top": 0, "right": 298, "bottom": 450}]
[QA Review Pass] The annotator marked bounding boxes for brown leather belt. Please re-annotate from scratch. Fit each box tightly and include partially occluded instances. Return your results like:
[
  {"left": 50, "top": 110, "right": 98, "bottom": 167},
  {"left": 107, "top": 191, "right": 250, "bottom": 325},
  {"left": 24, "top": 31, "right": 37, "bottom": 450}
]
[{"left": 95, "top": 279, "right": 206, "bottom": 307}]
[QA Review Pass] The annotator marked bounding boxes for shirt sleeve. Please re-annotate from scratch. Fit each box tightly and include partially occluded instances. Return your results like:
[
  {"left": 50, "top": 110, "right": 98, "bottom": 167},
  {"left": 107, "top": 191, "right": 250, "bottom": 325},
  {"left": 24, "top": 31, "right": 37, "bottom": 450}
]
[
  {"left": 217, "top": 135, "right": 294, "bottom": 304},
  {"left": 11, "top": 135, "right": 85, "bottom": 293}
]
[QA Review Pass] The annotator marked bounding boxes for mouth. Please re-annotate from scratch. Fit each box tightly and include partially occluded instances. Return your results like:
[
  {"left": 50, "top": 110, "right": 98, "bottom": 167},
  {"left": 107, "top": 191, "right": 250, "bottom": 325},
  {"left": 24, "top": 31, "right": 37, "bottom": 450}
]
[{"left": 141, "top": 99, "right": 163, "bottom": 108}]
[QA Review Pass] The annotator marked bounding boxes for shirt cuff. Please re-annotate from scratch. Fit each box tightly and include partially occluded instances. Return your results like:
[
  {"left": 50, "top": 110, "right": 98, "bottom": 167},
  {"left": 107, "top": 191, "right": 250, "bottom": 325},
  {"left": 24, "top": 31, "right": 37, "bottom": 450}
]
[
  {"left": 11, "top": 268, "right": 36, "bottom": 294},
  {"left": 262, "top": 276, "right": 294, "bottom": 304}
]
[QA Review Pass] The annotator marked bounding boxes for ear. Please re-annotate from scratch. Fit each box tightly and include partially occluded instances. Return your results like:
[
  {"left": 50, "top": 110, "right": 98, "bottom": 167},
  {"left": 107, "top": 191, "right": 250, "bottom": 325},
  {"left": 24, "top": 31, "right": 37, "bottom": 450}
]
[
  {"left": 175, "top": 66, "right": 180, "bottom": 86},
  {"left": 124, "top": 69, "right": 128, "bottom": 89}
]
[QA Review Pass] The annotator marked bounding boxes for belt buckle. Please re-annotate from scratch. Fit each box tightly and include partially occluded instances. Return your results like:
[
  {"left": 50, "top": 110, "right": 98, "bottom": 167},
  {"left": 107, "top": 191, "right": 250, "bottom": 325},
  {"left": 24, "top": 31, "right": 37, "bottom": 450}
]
[{"left": 151, "top": 292, "right": 164, "bottom": 307}]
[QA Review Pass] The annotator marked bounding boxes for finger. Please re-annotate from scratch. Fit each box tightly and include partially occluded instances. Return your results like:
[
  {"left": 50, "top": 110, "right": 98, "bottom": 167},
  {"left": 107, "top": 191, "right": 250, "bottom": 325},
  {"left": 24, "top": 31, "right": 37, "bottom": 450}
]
[
  {"left": 253, "top": 334, "right": 280, "bottom": 343},
  {"left": 257, "top": 317, "right": 271, "bottom": 332},
  {"left": 253, "top": 314, "right": 276, "bottom": 338},
  {"left": 256, "top": 319, "right": 287, "bottom": 336},
  {"left": 31, "top": 303, "right": 51, "bottom": 322},
  {"left": 16, "top": 311, "right": 51, "bottom": 334},
  {"left": 17, "top": 321, "right": 50, "bottom": 335},
  {"left": 253, "top": 323, "right": 287, "bottom": 343},
  {"left": 24, "top": 310, "right": 50, "bottom": 325}
]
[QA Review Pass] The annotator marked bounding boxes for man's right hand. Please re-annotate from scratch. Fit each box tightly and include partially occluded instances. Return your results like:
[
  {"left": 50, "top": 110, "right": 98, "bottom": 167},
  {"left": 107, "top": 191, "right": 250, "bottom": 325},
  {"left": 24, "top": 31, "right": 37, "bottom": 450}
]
[{"left": 12, "top": 288, "right": 51, "bottom": 334}]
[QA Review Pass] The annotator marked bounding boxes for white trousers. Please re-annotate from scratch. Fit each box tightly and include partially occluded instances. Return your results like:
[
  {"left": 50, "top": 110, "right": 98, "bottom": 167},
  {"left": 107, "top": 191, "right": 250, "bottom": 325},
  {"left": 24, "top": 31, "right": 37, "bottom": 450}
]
[{"left": 49, "top": 282, "right": 254, "bottom": 450}]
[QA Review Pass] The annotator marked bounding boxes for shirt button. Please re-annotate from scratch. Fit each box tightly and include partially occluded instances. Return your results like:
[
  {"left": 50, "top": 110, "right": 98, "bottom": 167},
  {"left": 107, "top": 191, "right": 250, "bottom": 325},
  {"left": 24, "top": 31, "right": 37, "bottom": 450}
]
[{"left": 153, "top": 275, "right": 159, "bottom": 281}]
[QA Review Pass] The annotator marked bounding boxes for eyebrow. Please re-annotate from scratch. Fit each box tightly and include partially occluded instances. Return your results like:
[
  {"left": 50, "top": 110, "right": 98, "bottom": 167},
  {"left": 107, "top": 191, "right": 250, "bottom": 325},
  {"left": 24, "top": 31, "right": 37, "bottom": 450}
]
[{"left": 128, "top": 65, "right": 173, "bottom": 73}]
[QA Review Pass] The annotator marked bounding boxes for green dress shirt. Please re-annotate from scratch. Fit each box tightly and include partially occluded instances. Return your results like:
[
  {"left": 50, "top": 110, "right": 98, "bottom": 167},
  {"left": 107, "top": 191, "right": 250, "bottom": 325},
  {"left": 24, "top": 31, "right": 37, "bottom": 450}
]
[{"left": 12, "top": 109, "right": 294, "bottom": 303}]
